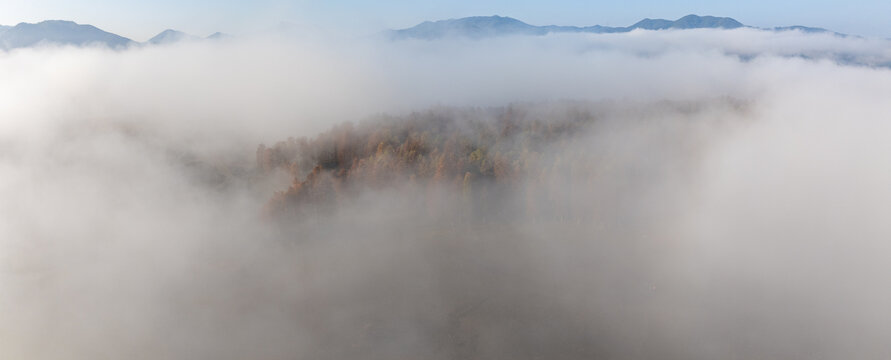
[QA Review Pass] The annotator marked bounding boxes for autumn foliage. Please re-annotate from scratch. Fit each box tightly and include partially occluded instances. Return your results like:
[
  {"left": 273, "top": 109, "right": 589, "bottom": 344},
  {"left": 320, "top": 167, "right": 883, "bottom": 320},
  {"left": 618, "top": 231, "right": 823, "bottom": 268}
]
[{"left": 258, "top": 104, "right": 607, "bottom": 222}]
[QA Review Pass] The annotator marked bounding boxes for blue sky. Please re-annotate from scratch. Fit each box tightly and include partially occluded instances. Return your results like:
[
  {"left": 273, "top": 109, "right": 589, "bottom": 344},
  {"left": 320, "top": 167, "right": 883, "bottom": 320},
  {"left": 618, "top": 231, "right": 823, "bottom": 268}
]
[{"left": 2, "top": 0, "right": 890, "bottom": 40}]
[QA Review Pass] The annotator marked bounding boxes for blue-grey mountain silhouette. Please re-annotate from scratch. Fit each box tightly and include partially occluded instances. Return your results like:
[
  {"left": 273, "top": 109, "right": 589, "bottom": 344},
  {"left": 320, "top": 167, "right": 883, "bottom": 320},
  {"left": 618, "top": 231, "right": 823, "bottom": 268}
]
[
  {"left": 147, "top": 29, "right": 200, "bottom": 45},
  {"left": 0, "top": 20, "right": 133, "bottom": 50},
  {"left": 0, "top": 16, "right": 851, "bottom": 51},
  {"left": 206, "top": 32, "right": 233, "bottom": 40},
  {"left": 391, "top": 14, "right": 828, "bottom": 40}
]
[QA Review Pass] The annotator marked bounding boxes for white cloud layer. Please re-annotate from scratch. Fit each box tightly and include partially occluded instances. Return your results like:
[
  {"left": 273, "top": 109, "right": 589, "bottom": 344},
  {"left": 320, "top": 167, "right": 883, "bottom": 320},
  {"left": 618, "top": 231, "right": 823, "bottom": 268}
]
[{"left": 2, "top": 29, "right": 891, "bottom": 359}]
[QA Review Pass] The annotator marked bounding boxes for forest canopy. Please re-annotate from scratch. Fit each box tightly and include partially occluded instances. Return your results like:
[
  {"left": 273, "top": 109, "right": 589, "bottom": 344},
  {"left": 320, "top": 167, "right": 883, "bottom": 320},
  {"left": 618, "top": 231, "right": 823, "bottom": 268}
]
[{"left": 256, "top": 100, "right": 747, "bottom": 223}]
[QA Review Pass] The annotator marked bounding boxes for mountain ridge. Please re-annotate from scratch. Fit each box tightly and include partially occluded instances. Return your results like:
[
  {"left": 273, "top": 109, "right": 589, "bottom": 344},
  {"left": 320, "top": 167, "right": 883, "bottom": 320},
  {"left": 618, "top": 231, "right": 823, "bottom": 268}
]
[
  {"left": 390, "top": 14, "right": 838, "bottom": 40},
  {"left": 0, "top": 15, "right": 853, "bottom": 51},
  {"left": 147, "top": 29, "right": 201, "bottom": 45},
  {"left": 0, "top": 20, "right": 134, "bottom": 50},
  {"left": 0, "top": 20, "right": 228, "bottom": 50}
]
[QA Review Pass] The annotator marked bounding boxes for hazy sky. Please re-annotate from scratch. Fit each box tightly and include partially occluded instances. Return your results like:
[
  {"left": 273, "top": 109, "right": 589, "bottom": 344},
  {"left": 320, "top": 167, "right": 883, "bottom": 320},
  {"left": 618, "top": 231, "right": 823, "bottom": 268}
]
[{"left": 2, "top": 0, "right": 890, "bottom": 43}]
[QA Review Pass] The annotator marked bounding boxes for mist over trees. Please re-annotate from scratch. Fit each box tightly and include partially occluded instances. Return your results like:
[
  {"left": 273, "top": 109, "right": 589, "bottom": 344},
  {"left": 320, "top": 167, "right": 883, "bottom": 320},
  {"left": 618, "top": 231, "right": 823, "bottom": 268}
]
[
  {"left": 256, "top": 100, "right": 745, "bottom": 226},
  {"left": 3, "top": 24, "right": 891, "bottom": 360},
  {"left": 228, "top": 99, "right": 748, "bottom": 359}
]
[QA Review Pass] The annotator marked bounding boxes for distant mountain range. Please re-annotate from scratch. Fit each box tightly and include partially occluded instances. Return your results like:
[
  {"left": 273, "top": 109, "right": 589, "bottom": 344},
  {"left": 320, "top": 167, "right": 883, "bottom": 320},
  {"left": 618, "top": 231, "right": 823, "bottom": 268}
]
[
  {"left": 0, "top": 20, "right": 230, "bottom": 50},
  {"left": 391, "top": 14, "right": 842, "bottom": 40},
  {"left": 0, "top": 15, "right": 850, "bottom": 51}
]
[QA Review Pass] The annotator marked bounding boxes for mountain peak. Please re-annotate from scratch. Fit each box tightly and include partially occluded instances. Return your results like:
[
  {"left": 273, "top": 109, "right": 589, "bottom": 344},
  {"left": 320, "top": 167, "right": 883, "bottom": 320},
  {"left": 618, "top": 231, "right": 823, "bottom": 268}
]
[
  {"left": 206, "top": 32, "right": 232, "bottom": 40},
  {"left": 0, "top": 19, "right": 133, "bottom": 50},
  {"left": 671, "top": 14, "right": 743, "bottom": 29},
  {"left": 629, "top": 18, "right": 675, "bottom": 30},
  {"left": 25, "top": 20, "right": 78, "bottom": 27},
  {"left": 147, "top": 29, "right": 199, "bottom": 45},
  {"left": 392, "top": 15, "right": 544, "bottom": 39}
]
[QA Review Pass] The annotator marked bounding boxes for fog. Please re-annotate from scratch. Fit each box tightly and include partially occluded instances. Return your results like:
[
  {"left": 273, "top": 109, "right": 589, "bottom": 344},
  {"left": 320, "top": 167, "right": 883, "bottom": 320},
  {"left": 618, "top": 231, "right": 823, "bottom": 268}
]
[{"left": 2, "top": 28, "right": 891, "bottom": 359}]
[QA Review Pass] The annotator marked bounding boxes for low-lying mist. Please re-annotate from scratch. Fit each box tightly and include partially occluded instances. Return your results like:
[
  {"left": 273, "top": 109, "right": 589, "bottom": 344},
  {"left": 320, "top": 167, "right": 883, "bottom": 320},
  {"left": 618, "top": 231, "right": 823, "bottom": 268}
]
[{"left": 2, "top": 28, "right": 891, "bottom": 359}]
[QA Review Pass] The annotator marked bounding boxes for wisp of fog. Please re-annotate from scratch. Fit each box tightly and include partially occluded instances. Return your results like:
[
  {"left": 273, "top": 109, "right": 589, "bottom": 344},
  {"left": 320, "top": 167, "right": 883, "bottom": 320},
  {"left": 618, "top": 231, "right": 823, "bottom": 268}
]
[{"left": 2, "top": 28, "right": 891, "bottom": 359}]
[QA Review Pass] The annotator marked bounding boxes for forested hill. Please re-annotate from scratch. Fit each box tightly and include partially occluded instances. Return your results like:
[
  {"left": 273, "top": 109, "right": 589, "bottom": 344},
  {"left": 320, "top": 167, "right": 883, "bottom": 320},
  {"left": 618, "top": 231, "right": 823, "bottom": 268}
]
[{"left": 256, "top": 100, "right": 747, "bottom": 222}]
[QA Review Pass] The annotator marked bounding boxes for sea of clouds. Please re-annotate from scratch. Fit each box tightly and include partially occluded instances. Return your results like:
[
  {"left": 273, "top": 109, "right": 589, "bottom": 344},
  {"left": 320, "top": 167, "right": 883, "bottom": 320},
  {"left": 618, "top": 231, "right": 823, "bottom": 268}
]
[{"left": 2, "top": 28, "right": 891, "bottom": 359}]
